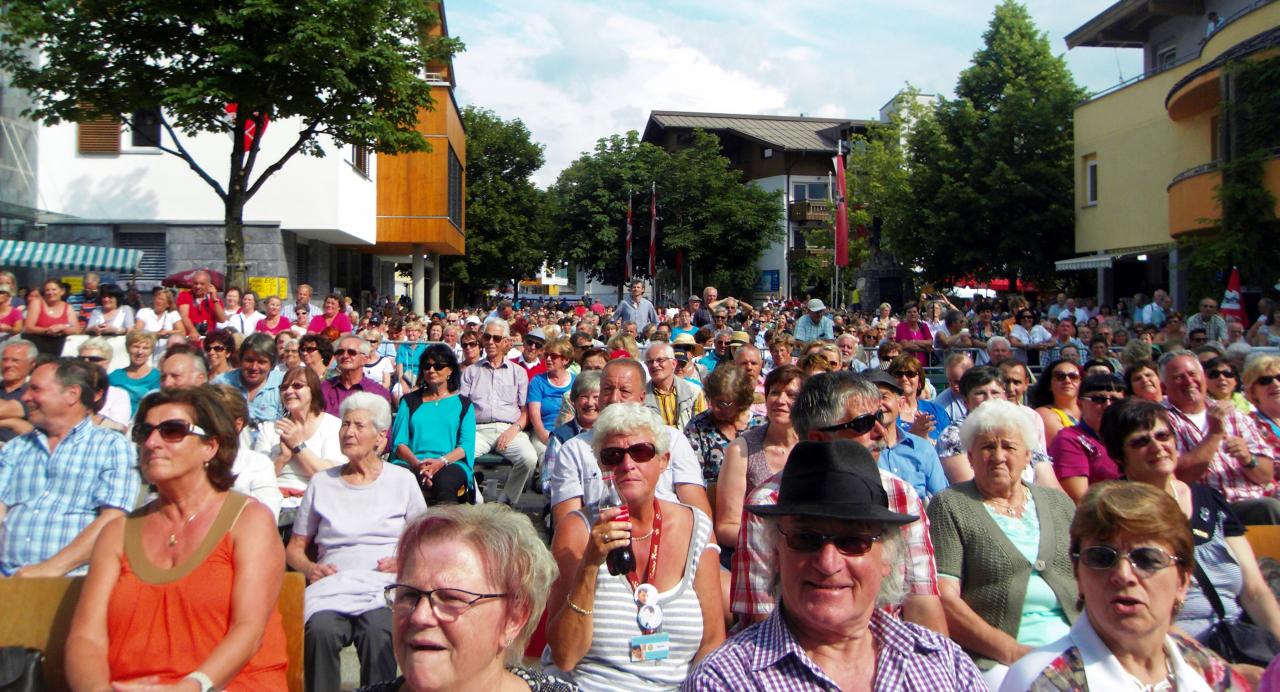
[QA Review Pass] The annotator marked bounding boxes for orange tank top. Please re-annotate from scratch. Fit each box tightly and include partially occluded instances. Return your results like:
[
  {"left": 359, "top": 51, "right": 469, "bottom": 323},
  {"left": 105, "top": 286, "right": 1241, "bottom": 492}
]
[{"left": 106, "top": 493, "right": 288, "bottom": 690}]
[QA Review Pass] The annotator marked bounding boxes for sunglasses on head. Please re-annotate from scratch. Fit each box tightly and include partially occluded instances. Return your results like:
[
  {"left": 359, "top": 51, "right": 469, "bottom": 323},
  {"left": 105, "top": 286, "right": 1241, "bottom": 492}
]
[
  {"left": 778, "top": 527, "right": 881, "bottom": 556},
  {"left": 599, "top": 442, "right": 658, "bottom": 467},
  {"left": 132, "top": 419, "right": 208, "bottom": 444},
  {"left": 817, "top": 410, "right": 888, "bottom": 435},
  {"left": 1206, "top": 369, "right": 1235, "bottom": 380},
  {"left": 1074, "top": 545, "right": 1180, "bottom": 577},
  {"left": 1125, "top": 428, "right": 1174, "bottom": 450}
]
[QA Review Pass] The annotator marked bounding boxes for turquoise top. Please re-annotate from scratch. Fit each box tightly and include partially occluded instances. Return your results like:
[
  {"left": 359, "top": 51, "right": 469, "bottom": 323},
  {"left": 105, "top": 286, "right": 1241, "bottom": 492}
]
[
  {"left": 389, "top": 392, "right": 475, "bottom": 480},
  {"left": 983, "top": 493, "right": 1072, "bottom": 648},
  {"left": 108, "top": 367, "right": 162, "bottom": 418}
]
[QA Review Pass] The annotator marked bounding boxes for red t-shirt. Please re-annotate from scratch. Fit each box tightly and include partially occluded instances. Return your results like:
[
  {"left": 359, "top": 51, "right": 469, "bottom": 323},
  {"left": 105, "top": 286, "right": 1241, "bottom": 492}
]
[
  {"left": 0, "top": 308, "right": 22, "bottom": 330},
  {"left": 177, "top": 291, "right": 223, "bottom": 330}
]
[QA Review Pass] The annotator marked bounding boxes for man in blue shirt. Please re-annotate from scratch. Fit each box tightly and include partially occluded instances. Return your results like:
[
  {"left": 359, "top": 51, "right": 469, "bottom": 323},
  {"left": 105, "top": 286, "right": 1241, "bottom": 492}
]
[
  {"left": 613, "top": 279, "right": 660, "bottom": 333},
  {"left": 793, "top": 298, "right": 835, "bottom": 343},
  {"left": 866, "top": 369, "right": 948, "bottom": 500}
]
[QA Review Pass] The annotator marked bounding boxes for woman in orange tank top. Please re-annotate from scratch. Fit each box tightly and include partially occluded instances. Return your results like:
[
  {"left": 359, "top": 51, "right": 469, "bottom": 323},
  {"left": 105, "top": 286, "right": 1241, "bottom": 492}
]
[{"left": 66, "top": 387, "right": 287, "bottom": 691}]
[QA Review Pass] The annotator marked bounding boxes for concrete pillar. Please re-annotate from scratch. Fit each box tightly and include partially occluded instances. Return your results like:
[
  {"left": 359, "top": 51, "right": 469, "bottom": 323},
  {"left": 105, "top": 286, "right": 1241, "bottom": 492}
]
[
  {"left": 1097, "top": 266, "right": 1113, "bottom": 310},
  {"left": 1169, "top": 246, "right": 1187, "bottom": 313},
  {"left": 412, "top": 244, "right": 425, "bottom": 315},
  {"left": 428, "top": 252, "right": 441, "bottom": 313}
]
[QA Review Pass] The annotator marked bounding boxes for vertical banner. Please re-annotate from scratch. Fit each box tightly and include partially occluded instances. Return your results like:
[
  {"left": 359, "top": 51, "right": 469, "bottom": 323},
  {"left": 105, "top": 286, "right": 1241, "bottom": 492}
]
[
  {"left": 1221, "top": 267, "right": 1247, "bottom": 323},
  {"left": 649, "top": 182, "right": 658, "bottom": 277},
  {"left": 625, "top": 191, "right": 633, "bottom": 279},
  {"left": 833, "top": 146, "right": 850, "bottom": 268}
]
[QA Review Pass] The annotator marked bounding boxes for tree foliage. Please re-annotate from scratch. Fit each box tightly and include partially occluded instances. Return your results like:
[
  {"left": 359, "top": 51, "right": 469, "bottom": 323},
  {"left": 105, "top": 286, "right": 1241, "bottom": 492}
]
[
  {"left": 887, "top": 0, "right": 1085, "bottom": 287},
  {"left": 549, "top": 130, "right": 783, "bottom": 299},
  {"left": 445, "top": 106, "right": 552, "bottom": 300},
  {"left": 0, "top": 0, "right": 462, "bottom": 287}
]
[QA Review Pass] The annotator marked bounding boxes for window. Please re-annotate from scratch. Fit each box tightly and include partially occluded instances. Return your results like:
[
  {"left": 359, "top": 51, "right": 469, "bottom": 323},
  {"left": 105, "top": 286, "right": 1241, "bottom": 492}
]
[
  {"left": 129, "top": 107, "right": 161, "bottom": 147},
  {"left": 792, "top": 181, "right": 829, "bottom": 201},
  {"left": 351, "top": 144, "right": 370, "bottom": 177},
  {"left": 447, "top": 144, "right": 463, "bottom": 229},
  {"left": 116, "top": 232, "right": 167, "bottom": 283},
  {"left": 1084, "top": 154, "right": 1098, "bottom": 206},
  {"left": 77, "top": 117, "right": 121, "bottom": 154},
  {"left": 1156, "top": 44, "right": 1177, "bottom": 71},
  {"left": 295, "top": 243, "right": 311, "bottom": 287}
]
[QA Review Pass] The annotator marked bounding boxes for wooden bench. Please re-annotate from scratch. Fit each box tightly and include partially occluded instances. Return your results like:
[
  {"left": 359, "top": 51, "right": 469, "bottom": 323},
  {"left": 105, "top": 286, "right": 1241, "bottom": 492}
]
[
  {"left": 0, "top": 573, "right": 306, "bottom": 692},
  {"left": 1245, "top": 524, "right": 1280, "bottom": 563}
]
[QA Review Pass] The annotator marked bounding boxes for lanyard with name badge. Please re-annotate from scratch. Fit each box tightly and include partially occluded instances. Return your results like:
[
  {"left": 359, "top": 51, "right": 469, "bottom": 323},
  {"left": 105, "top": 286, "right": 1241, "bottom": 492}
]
[{"left": 628, "top": 499, "right": 669, "bottom": 662}]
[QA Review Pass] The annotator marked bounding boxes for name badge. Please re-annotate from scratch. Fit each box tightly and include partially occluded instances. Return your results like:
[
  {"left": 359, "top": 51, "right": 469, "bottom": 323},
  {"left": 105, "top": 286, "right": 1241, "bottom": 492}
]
[{"left": 629, "top": 632, "right": 670, "bottom": 662}]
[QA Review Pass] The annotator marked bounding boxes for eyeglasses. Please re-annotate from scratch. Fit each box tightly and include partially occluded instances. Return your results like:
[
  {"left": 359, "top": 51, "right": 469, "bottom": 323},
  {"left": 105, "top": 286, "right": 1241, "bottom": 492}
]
[
  {"left": 1206, "top": 369, "right": 1236, "bottom": 380},
  {"left": 79, "top": 355, "right": 108, "bottom": 364},
  {"left": 206, "top": 344, "right": 227, "bottom": 353},
  {"left": 1082, "top": 394, "right": 1123, "bottom": 405},
  {"left": 282, "top": 382, "right": 308, "bottom": 391},
  {"left": 817, "top": 410, "right": 888, "bottom": 435},
  {"left": 599, "top": 442, "right": 658, "bottom": 467},
  {"left": 1253, "top": 375, "right": 1278, "bottom": 387},
  {"left": 335, "top": 348, "right": 363, "bottom": 357},
  {"left": 645, "top": 356, "right": 674, "bottom": 368},
  {"left": 889, "top": 369, "right": 918, "bottom": 379},
  {"left": 1074, "top": 545, "right": 1181, "bottom": 578},
  {"left": 1125, "top": 428, "right": 1175, "bottom": 450},
  {"left": 523, "top": 339, "right": 544, "bottom": 348},
  {"left": 479, "top": 333, "right": 503, "bottom": 343},
  {"left": 422, "top": 362, "right": 451, "bottom": 372},
  {"left": 301, "top": 345, "right": 320, "bottom": 354},
  {"left": 132, "top": 419, "right": 209, "bottom": 444},
  {"left": 383, "top": 584, "right": 507, "bottom": 622},
  {"left": 777, "top": 527, "right": 882, "bottom": 556},
  {"left": 1052, "top": 370, "right": 1081, "bottom": 382}
]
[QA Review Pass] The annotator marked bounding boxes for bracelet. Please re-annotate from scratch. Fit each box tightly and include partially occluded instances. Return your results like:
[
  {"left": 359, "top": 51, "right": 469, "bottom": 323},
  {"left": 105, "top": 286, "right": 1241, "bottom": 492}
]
[
  {"left": 184, "top": 671, "right": 215, "bottom": 692},
  {"left": 566, "top": 599, "right": 593, "bottom": 616}
]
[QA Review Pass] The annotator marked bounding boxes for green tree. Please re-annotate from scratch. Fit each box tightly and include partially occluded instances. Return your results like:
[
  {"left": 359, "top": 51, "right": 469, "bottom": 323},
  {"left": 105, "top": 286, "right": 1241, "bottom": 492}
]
[
  {"left": 0, "top": 0, "right": 461, "bottom": 288},
  {"left": 550, "top": 130, "right": 783, "bottom": 299},
  {"left": 889, "top": 0, "right": 1085, "bottom": 286},
  {"left": 446, "top": 106, "right": 552, "bottom": 301}
]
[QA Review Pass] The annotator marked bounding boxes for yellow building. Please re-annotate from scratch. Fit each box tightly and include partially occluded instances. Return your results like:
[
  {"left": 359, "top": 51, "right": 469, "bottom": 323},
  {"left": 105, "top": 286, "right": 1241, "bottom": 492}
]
[{"left": 1061, "top": 0, "right": 1280, "bottom": 306}]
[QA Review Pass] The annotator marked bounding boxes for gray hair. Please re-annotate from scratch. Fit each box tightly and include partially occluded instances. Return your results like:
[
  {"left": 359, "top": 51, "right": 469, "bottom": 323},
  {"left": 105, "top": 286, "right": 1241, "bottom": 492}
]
[
  {"left": 1158, "top": 349, "right": 1199, "bottom": 380},
  {"left": 3, "top": 338, "right": 38, "bottom": 361},
  {"left": 768, "top": 520, "right": 906, "bottom": 609},
  {"left": 571, "top": 370, "right": 602, "bottom": 399},
  {"left": 339, "top": 391, "right": 392, "bottom": 431},
  {"left": 79, "top": 336, "right": 114, "bottom": 361},
  {"left": 359, "top": 328, "right": 383, "bottom": 342},
  {"left": 714, "top": 328, "right": 734, "bottom": 341},
  {"left": 791, "top": 371, "right": 879, "bottom": 438},
  {"left": 590, "top": 403, "right": 670, "bottom": 459},
  {"left": 987, "top": 336, "right": 1011, "bottom": 352},
  {"left": 645, "top": 341, "right": 674, "bottom": 360},
  {"left": 959, "top": 399, "right": 1038, "bottom": 453},
  {"left": 482, "top": 317, "right": 510, "bottom": 338},
  {"left": 239, "top": 332, "right": 278, "bottom": 365}
]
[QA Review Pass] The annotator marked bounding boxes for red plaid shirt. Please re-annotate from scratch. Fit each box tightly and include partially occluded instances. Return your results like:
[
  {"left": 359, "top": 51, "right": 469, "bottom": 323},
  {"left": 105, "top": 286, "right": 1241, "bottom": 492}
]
[
  {"left": 730, "top": 468, "right": 939, "bottom": 619},
  {"left": 1163, "top": 399, "right": 1274, "bottom": 502}
]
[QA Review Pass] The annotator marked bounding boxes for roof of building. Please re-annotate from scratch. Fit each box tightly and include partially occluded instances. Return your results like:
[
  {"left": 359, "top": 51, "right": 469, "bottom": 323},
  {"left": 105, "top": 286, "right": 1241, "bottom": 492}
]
[
  {"left": 643, "top": 110, "right": 871, "bottom": 153},
  {"left": 1065, "top": 0, "right": 1197, "bottom": 49}
]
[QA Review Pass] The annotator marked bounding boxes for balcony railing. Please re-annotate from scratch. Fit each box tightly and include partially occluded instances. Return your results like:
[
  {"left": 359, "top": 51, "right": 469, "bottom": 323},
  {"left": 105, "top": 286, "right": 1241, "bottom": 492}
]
[{"left": 789, "top": 199, "right": 832, "bottom": 224}]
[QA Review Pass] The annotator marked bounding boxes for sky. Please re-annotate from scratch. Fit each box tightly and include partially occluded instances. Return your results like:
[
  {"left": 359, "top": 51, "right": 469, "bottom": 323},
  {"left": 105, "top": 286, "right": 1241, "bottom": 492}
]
[{"left": 447, "top": 0, "right": 1142, "bottom": 188}]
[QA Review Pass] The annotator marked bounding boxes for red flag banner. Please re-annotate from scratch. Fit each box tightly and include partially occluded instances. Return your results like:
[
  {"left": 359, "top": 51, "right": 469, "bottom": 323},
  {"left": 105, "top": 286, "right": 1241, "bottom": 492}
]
[
  {"left": 1222, "top": 267, "right": 1247, "bottom": 324},
  {"left": 833, "top": 151, "right": 849, "bottom": 268},
  {"left": 649, "top": 182, "right": 657, "bottom": 277},
  {"left": 625, "top": 193, "right": 634, "bottom": 279},
  {"left": 225, "top": 103, "right": 269, "bottom": 151}
]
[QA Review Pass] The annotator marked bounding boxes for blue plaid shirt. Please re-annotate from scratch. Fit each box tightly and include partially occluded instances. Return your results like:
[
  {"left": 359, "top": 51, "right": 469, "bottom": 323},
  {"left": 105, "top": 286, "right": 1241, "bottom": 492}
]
[
  {"left": 683, "top": 607, "right": 983, "bottom": 691},
  {"left": 0, "top": 418, "right": 139, "bottom": 575},
  {"left": 212, "top": 368, "right": 285, "bottom": 425}
]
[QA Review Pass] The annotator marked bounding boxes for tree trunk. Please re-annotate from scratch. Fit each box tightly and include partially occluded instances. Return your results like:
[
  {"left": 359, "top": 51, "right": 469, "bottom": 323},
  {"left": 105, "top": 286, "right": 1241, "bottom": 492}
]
[{"left": 224, "top": 194, "right": 248, "bottom": 291}]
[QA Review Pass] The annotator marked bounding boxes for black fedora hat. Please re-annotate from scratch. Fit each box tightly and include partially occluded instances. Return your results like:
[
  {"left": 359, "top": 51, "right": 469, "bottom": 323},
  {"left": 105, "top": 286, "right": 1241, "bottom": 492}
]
[{"left": 747, "top": 440, "right": 917, "bottom": 525}]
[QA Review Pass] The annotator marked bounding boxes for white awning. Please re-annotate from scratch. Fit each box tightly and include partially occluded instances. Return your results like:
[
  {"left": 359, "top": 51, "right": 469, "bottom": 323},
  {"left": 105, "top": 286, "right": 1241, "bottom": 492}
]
[
  {"left": 0, "top": 239, "right": 144, "bottom": 273},
  {"left": 1054, "top": 244, "right": 1171, "bottom": 272}
]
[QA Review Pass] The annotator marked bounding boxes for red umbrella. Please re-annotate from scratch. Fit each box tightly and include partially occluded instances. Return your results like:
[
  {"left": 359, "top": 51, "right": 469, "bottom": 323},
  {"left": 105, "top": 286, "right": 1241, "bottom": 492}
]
[{"left": 162, "top": 269, "right": 225, "bottom": 291}]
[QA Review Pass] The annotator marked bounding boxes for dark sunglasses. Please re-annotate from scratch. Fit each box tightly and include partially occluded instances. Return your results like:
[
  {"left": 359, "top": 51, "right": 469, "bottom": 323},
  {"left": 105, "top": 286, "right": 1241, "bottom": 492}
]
[
  {"left": 1125, "top": 428, "right": 1174, "bottom": 450},
  {"left": 335, "top": 348, "right": 363, "bottom": 357},
  {"left": 282, "top": 382, "right": 308, "bottom": 391},
  {"left": 422, "top": 362, "right": 451, "bottom": 372},
  {"left": 817, "top": 410, "right": 888, "bottom": 435},
  {"left": 301, "top": 345, "right": 319, "bottom": 353},
  {"left": 461, "top": 342, "right": 480, "bottom": 348},
  {"left": 1206, "top": 369, "right": 1236, "bottom": 380},
  {"left": 778, "top": 527, "right": 881, "bottom": 556},
  {"left": 1254, "top": 375, "right": 1278, "bottom": 387},
  {"left": 889, "top": 369, "right": 918, "bottom": 378},
  {"left": 1052, "top": 370, "right": 1081, "bottom": 382},
  {"left": 479, "top": 333, "right": 503, "bottom": 343},
  {"left": 1082, "top": 394, "right": 1123, "bottom": 405},
  {"left": 599, "top": 442, "right": 658, "bottom": 467},
  {"left": 79, "top": 355, "right": 108, "bottom": 364},
  {"left": 1074, "top": 545, "right": 1180, "bottom": 577},
  {"left": 133, "top": 419, "right": 209, "bottom": 444},
  {"left": 524, "top": 339, "right": 544, "bottom": 348},
  {"left": 206, "top": 344, "right": 227, "bottom": 353}
]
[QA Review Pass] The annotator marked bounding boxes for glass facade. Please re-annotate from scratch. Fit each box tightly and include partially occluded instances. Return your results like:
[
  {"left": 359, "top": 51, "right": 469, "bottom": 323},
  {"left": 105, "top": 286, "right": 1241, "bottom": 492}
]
[{"left": 0, "top": 43, "right": 39, "bottom": 238}]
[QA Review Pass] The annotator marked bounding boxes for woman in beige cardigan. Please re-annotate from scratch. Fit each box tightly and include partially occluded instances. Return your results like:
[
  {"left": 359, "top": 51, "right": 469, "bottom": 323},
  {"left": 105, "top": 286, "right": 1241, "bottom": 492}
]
[{"left": 927, "top": 399, "right": 1079, "bottom": 690}]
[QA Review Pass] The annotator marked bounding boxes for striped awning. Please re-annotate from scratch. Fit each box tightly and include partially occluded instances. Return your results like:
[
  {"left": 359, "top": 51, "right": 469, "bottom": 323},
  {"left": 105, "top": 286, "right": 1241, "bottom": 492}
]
[{"left": 0, "top": 239, "right": 144, "bottom": 273}]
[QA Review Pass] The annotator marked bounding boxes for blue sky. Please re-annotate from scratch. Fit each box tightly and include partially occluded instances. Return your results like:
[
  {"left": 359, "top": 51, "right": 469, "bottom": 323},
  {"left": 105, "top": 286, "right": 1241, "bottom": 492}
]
[{"left": 448, "top": 0, "right": 1142, "bottom": 187}]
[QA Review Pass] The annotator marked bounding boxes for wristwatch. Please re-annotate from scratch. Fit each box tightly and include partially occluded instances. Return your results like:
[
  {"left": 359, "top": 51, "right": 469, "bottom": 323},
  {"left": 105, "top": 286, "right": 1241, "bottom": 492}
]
[
  {"left": 185, "top": 671, "right": 215, "bottom": 692},
  {"left": 1245, "top": 455, "right": 1260, "bottom": 470},
  {"left": 291, "top": 442, "right": 307, "bottom": 455}
]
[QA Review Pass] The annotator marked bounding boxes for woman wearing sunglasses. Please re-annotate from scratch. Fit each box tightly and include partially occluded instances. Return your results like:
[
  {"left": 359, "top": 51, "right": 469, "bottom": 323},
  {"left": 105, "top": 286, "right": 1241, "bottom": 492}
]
[
  {"left": 1031, "top": 358, "right": 1083, "bottom": 448},
  {"left": 1204, "top": 355, "right": 1252, "bottom": 415},
  {"left": 1099, "top": 398, "right": 1280, "bottom": 676},
  {"left": 546, "top": 403, "right": 724, "bottom": 689},
  {"left": 66, "top": 387, "right": 288, "bottom": 690},
  {"left": 887, "top": 353, "right": 950, "bottom": 443},
  {"left": 203, "top": 328, "right": 237, "bottom": 380},
  {"left": 1246, "top": 355, "right": 1280, "bottom": 454},
  {"left": 299, "top": 332, "right": 334, "bottom": 381},
  {"left": 1001, "top": 482, "right": 1245, "bottom": 691},
  {"left": 390, "top": 344, "right": 475, "bottom": 505},
  {"left": 683, "top": 364, "right": 765, "bottom": 485},
  {"left": 928, "top": 399, "right": 1078, "bottom": 688}
]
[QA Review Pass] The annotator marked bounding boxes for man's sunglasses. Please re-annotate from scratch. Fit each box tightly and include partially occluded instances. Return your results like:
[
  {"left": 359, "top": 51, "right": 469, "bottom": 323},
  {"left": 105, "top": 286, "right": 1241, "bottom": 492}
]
[
  {"left": 133, "top": 419, "right": 209, "bottom": 444},
  {"left": 817, "top": 410, "right": 889, "bottom": 435},
  {"left": 599, "top": 442, "right": 658, "bottom": 467},
  {"left": 335, "top": 348, "right": 363, "bottom": 357},
  {"left": 778, "top": 527, "right": 881, "bottom": 556},
  {"left": 1074, "top": 545, "right": 1180, "bottom": 577}
]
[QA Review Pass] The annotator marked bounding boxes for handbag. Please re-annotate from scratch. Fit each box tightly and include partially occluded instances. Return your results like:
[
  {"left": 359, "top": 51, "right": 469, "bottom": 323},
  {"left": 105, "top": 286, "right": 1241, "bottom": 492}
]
[
  {"left": 1192, "top": 560, "right": 1280, "bottom": 665},
  {"left": 0, "top": 647, "right": 45, "bottom": 692}
]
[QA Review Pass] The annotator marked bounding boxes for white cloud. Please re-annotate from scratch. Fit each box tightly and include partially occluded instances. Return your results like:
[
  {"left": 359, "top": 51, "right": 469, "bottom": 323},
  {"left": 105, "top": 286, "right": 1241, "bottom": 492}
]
[{"left": 450, "top": 0, "right": 1141, "bottom": 187}]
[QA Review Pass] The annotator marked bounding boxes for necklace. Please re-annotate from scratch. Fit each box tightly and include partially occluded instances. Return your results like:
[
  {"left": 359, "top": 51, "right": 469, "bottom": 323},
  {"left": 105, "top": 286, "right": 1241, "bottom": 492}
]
[
  {"left": 167, "top": 495, "right": 215, "bottom": 546},
  {"left": 985, "top": 487, "right": 1027, "bottom": 517},
  {"left": 632, "top": 527, "right": 654, "bottom": 541}
]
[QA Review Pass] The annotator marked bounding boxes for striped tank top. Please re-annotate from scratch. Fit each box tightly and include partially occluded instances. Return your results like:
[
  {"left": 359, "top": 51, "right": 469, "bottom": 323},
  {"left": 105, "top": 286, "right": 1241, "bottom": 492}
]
[{"left": 568, "top": 503, "right": 711, "bottom": 691}]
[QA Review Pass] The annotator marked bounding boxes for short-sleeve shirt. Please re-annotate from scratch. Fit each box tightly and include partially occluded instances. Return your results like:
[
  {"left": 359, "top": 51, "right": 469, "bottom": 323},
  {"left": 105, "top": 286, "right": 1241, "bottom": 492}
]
[
  {"left": 527, "top": 373, "right": 574, "bottom": 431},
  {"left": 0, "top": 384, "right": 27, "bottom": 443},
  {"left": 895, "top": 321, "right": 932, "bottom": 366},
  {"left": 176, "top": 291, "right": 222, "bottom": 332},
  {"left": 459, "top": 359, "right": 529, "bottom": 425},
  {"left": 1047, "top": 422, "right": 1120, "bottom": 485},
  {"left": 1163, "top": 399, "right": 1274, "bottom": 502},
  {"left": 880, "top": 433, "right": 950, "bottom": 501}
]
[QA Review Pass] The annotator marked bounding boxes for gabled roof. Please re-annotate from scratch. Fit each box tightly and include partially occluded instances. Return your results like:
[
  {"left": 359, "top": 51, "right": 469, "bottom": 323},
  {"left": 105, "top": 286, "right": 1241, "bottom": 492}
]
[
  {"left": 1065, "top": 0, "right": 1203, "bottom": 49},
  {"left": 643, "top": 111, "right": 870, "bottom": 153}
]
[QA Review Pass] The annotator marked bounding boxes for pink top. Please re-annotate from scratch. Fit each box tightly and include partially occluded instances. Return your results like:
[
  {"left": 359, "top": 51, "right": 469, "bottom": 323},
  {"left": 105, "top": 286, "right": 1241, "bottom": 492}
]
[
  {"left": 34, "top": 301, "right": 75, "bottom": 329},
  {"left": 894, "top": 320, "right": 932, "bottom": 366},
  {"left": 258, "top": 315, "right": 292, "bottom": 335},
  {"left": 307, "top": 312, "right": 352, "bottom": 335}
]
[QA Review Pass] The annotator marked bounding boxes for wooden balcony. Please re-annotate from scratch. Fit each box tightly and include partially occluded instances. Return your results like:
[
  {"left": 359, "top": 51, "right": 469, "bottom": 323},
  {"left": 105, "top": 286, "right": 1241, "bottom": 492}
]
[{"left": 789, "top": 199, "right": 832, "bottom": 224}]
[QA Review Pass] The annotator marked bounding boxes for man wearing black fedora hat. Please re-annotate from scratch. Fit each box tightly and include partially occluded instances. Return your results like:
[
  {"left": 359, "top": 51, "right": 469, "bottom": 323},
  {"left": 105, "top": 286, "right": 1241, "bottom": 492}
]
[
  {"left": 686, "top": 440, "right": 982, "bottom": 690},
  {"left": 729, "top": 371, "right": 947, "bottom": 636}
]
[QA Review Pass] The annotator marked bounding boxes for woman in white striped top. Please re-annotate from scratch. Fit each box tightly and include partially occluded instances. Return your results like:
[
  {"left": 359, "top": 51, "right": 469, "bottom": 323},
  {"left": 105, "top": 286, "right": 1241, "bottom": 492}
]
[{"left": 546, "top": 403, "right": 724, "bottom": 690}]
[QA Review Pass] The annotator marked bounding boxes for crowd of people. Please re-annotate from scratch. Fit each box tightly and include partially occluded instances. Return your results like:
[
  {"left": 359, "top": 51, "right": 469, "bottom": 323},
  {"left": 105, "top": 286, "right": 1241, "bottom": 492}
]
[{"left": 6, "top": 270, "right": 1280, "bottom": 690}]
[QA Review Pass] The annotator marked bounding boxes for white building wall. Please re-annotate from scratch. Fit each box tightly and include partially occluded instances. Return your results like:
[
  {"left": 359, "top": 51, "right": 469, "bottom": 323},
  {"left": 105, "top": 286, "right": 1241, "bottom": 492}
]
[{"left": 750, "top": 174, "right": 788, "bottom": 300}]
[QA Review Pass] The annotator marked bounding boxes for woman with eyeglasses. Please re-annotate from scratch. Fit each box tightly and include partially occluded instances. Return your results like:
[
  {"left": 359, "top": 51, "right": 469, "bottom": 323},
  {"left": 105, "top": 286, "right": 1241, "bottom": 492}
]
[
  {"left": 928, "top": 400, "right": 1078, "bottom": 688},
  {"left": 203, "top": 328, "right": 237, "bottom": 380},
  {"left": 1042, "top": 373, "right": 1126, "bottom": 505},
  {"left": 360, "top": 328, "right": 395, "bottom": 391},
  {"left": 1098, "top": 399, "right": 1280, "bottom": 676},
  {"left": 290, "top": 305, "right": 311, "bottom": 338},
  {"left": 66, "top": 387, "right": 288, "bottom": 691},
  {"left": 1008, "top": 309, "right": 1052, "bottom": 367},
  {"left": 362, "top": 504, "right": 570, "bottom": 692},
  {"left": 1202, "top": 355, "right": 1252, "bottom": 415},
  {"left": 77, "top": 337, "right": 133, "bottom": 428},
  {"left": 1001, "top": 482, "right": 1245, "bottom": 691},
  {"left": 1125, "top": 359, "right": 1164, "bottom": 403},
  {"left": 108, "top": 330, "right": 161, "bottom": 418},
  {"left": 273, "top": 365, "right": 346, "bottom": 531},
  {"left": 546, "top": 403, "right": 724, "bottom": 688},
  {"left": 683, "top": 364, "right": 766, "bottom": 485},
  {"left": 1031, "top": 358, "right": 1083, "bottom": 448},
  {"left": 391, "top": 344, "right": 475, "bottom": 505},
  {"left": 299, "top": 332, "right": 334, "bottom": 381},
  {"left": 287, "top": 392, "right": 427, "bottom": 691},
  {"left": 888, "top": 353, "right": 951, "bottom": 443},
  {"left": 1245, "top": 355, "right": 1280, "bottom": 456},
  {"left": 458, "top": 330, "right": 483, "bottom": 368}
]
